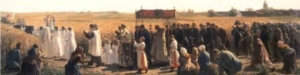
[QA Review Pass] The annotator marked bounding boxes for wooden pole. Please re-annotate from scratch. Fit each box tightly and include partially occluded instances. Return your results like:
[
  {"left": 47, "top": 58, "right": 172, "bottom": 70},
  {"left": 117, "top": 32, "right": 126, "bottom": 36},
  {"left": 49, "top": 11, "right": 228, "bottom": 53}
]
[
  {"left": 135, "top": 9, "right": 137, "bottom": 26},
  {"left": 141, "top": 6, "right": 144, "bottom": 25}
]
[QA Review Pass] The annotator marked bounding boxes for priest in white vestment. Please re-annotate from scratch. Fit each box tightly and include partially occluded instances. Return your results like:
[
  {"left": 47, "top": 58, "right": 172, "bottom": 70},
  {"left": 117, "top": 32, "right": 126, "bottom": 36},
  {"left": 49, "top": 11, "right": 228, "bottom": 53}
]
[
  {"left": 84, "top": 24, "right": 102, "bottom": 67},
  {"left": 52, "top": 27, "right": 63, "bottom": 57},
  {"left": 63, "top": 27, "right": 77, "bottom": 60},
  {"left": 134, "top": 37, "right": 148, "bottom": 74},
  {"left": 169, "top": 35, "right": 180, "bottom": 72}
]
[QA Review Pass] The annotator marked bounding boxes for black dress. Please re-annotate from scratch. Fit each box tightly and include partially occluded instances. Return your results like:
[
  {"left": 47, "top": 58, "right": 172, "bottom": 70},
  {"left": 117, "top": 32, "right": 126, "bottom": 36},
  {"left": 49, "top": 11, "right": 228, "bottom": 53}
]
[
  {"left": 19, "top": 56, "right": 40, "bottom": 75},
  {"left": 65, "top": 57, "right": 82, "bottom": 75}
]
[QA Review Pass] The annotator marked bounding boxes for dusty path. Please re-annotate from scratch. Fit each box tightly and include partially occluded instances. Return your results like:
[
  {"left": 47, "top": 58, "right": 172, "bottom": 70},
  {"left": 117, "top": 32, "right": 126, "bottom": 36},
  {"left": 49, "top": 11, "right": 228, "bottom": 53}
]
[{"left": 46, "top": 55, "right": 300, "bottom": 75}]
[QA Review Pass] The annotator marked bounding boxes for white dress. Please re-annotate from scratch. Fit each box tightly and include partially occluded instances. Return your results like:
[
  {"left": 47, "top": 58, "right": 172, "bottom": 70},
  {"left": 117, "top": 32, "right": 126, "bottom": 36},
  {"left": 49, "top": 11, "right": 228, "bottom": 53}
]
[
  {"left": 32, "top": 28, "right": 40, "bottom": 37},
  {"left": 60, "top": 30, "right": 67, "bottom": 56},
  {"left": 169, "top": 39, "right": 180, "bottom": 68},
  {"left": 111, "top": 44, "right": 119, "bottom": 64},
  {"left": 63, "top": 30, "right": 77, "bottom": 60},
  {"left": 102, "top": 43, "right": 113, "bottom": 65},
  {"left": 134, "top": 41, "right": 148, "bottom": 70},
  {"left": 43, "top": 27, "right": 53, "bottom": 57},
  {"left": 52, "top": 30, "right": 63, "bottom": 57}
]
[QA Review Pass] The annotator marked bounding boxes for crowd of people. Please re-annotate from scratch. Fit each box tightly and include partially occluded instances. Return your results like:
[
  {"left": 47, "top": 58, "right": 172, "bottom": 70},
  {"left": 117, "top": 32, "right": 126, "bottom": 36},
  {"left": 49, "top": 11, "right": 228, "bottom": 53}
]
[{"left": 2, "top": 20, "right": 299, "bottom": 75}]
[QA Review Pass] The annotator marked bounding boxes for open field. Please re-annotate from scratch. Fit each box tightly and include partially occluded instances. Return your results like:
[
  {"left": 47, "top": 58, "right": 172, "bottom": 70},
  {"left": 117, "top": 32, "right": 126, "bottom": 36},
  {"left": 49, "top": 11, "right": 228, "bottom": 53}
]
[{"left": 1, "top": 12, "right": 300, "bottom": 75}]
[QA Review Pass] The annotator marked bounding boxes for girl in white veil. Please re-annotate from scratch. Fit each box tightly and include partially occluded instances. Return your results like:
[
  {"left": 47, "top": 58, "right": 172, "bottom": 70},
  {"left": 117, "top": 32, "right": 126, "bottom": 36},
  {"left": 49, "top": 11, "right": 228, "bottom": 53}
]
[{"left": 63, "top": 27, "right": 77, "bottom": 60}]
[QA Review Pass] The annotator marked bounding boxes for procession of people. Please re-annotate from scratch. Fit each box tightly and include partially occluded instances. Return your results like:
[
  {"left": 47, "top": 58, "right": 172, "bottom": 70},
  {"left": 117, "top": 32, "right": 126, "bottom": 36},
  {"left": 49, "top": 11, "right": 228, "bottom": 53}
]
[{"left": 3, "top": 19, "right": 300, "bottom": 75}]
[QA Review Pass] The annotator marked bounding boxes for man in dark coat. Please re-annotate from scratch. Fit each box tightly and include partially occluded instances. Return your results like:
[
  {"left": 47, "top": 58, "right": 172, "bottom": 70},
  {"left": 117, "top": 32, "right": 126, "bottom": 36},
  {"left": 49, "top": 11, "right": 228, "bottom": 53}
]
[
  {"left": 218, "top": 27, "right": 230, "bottom": 49},
  {"left": 203, "top": 23, "right": 214, "bottom": 55},
  {"left": 231, "top": 21, "right": 244, "bottom": 56},
  {"left": 260, "top": 24, "right": 272, "bottom": 58},
  {"left": 138, "top": 25, "right": 153, "bottom": 66},
  {"left": 198, "top": 24, "right": 206, "bottom": 45},
  {"left": 183, "top": 24, "right": 191, "bottom": 53},
  {"left": 214, "top": 49, "right": 242, "bottom": 75},
  {"left": 4, "top": 43, "right": 22, "bottom": 72},
  {"left": 176, "top": 24, "right": 185, "bottom": 54},
  {"left": 211, "top": 24, "right": 221, "bottom": 50},
  {"left": 188, "top": 23, "right": 199, "bottom": 50},
  {"left": 270, "top": 26, "right": 284, "bottom": 62}
]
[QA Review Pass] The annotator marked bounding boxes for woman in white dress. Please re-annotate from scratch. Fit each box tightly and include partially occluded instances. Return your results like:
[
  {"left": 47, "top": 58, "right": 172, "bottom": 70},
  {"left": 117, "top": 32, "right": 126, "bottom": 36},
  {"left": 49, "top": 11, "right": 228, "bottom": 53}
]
[
  {"left": 134, "top": 37, "right": 148, "bottom": 74},
  {"left": 169, "top": 35, "right": 180, "bottom": 72}
]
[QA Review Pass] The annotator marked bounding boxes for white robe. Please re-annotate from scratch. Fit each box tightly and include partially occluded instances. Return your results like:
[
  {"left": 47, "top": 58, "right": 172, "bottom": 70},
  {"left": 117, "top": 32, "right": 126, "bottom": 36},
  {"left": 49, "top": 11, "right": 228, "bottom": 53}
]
[
  {"left": 43, "top": 27, "right": 53, "bottom": 57},
  {"left": 63, "top": 30, "right": 77, "bottom": 60},
  {"left": 88, "top": 30, "right": 102, "bottom": 56},
  {"left": 134, "top": 41, "right": 148, "bottom": 70},
  {"left": 52, "top": 30, "right": 63, "bottom": 56},
  {"left": 102, "top": 43, "right": 113, "bottom": 65},
  {"left": 48, "top": 20, "right": 55, "bottom": 30},
  {"left": 60, "top": 30, "right": 67, "bottom": 56},
  {"left": 169, "top": 39, "right": 180, "bottom": 68},
  {"left": 38, "top": 29, "right": 44, "bottom": 55},
  {"left": 32, "top": 28, "right": 39, "bottom": 37},
  {"left": 111, "top": 44, "right": 119, "bottom": 64}
]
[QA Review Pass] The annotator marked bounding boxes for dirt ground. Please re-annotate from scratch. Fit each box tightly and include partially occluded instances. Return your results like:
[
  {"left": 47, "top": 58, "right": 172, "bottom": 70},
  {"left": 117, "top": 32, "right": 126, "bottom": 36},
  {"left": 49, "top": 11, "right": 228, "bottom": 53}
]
[{"left": 45, "top": 55, "right": 300, "bottom": 75}]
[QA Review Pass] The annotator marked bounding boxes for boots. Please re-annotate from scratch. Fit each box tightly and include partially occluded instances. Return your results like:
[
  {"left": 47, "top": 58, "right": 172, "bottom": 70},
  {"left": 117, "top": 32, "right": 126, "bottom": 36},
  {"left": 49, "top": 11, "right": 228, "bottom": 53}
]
[
  {"left": 96, "top": 56, "right": 102, "bottom": 67},
  {"left": 136, "top": 69, "right": 142, "bottom": 74},
  {"left": 88, "top": 56, "right": 95, "bottom": 66},
  {"left": 146, "top": 69, "right": 149, "bottom": 73},
  {"left": 169, "top": 67, "right": 174, "bottom": 72}
]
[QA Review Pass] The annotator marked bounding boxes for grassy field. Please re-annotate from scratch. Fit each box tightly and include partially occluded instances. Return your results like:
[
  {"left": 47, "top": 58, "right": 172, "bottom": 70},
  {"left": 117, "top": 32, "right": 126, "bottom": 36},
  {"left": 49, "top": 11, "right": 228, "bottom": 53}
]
[{"left": 1, "top": 12, "right": 300, "bottom": 75}]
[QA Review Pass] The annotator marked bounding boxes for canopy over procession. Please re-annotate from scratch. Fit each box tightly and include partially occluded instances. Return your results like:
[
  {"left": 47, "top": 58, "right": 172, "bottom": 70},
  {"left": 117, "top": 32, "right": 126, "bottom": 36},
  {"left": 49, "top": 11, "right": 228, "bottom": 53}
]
[{"left": 3, "top": 14, "right": 300, "bottom": 75}]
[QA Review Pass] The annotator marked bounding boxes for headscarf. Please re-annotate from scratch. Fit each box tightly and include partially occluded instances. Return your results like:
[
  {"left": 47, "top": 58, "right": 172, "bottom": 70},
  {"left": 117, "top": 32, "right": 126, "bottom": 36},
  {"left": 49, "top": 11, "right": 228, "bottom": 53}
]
[
  {"left": 181, "top": 47, "right": 188, "bottom": 55},
  {"left": 198, "top": 45, "right": 205, "bottom": 52}
]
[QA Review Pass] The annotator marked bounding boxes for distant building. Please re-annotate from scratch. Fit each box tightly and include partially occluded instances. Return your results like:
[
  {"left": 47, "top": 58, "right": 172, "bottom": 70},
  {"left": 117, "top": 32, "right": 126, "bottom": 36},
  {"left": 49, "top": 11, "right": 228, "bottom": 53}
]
[
  {"left": 262, "top": 0, "right": 273, "bottom": 10},
  {"left": 263, "top": 0, "right": 268, "bottom": 9}
]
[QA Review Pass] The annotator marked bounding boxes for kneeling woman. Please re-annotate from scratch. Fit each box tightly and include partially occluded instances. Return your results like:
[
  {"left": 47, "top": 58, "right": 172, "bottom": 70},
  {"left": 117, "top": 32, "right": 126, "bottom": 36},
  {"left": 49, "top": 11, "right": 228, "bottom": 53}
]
[
  {"left": 177, "top": 47, "right": 197, "bottom": 75},
  {"left": 134, "top": 37, "right": 148, "bottom": 74},
  {"left": 65, "top": 46, "right": 86, "bottom": 75}
]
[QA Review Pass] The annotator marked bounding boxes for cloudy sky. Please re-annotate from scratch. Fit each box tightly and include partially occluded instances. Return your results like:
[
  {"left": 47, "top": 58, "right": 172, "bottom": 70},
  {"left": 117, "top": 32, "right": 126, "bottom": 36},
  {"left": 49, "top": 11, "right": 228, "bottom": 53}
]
[{"left": 0, "top": 0, "right": 300, "bottom": 13}]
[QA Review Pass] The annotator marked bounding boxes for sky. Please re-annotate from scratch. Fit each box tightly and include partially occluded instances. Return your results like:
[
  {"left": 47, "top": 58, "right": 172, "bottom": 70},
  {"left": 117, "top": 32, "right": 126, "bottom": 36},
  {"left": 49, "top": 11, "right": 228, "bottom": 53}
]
[{"left": 0, "top": 0, "right": 300, "bottom": 13}]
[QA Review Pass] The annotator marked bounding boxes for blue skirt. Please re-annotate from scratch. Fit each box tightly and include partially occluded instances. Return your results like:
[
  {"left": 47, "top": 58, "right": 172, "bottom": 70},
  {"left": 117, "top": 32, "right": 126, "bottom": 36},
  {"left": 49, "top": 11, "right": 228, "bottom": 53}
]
[{"left": 65, "top": 64, "right": 81, "bottom": 75}]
